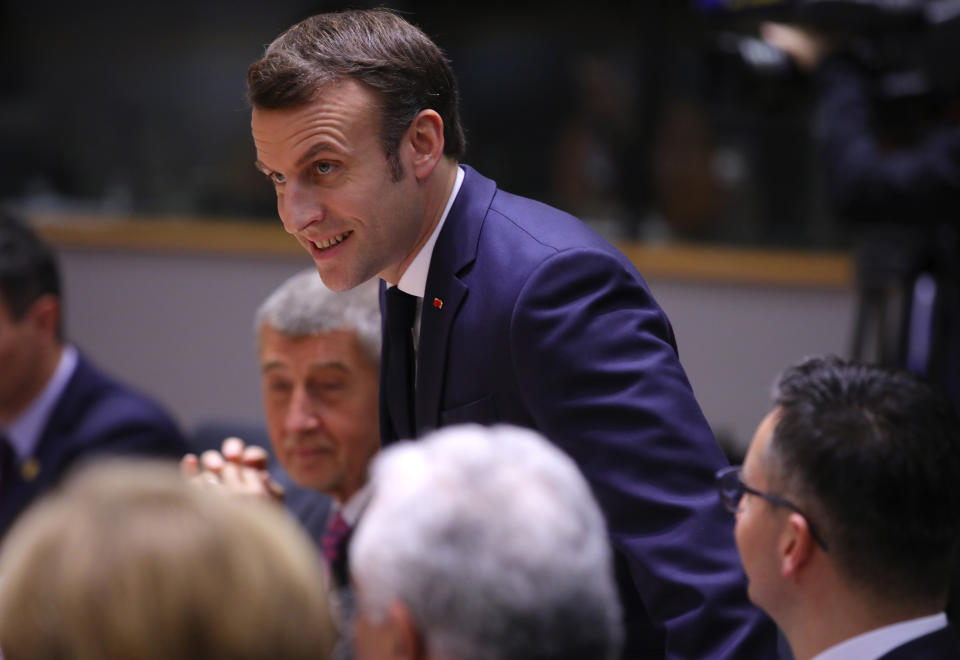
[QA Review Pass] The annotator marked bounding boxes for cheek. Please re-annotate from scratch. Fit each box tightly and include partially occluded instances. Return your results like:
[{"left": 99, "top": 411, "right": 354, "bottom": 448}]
[
  {"left": 262, "top": 401, "right": 288, "bottom": 443},
  {"left": 733, "top": 512, "right": 753, "bottom": 564}
]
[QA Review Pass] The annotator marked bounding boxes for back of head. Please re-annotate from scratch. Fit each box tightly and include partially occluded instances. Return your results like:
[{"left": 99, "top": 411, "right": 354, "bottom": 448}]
[
  {"left": 769, "top": 355, "right": 960, "bottom": 608},
  {"left": 0, "top": 211, "right": 61, "bottom": 334},
  {"left": 254, "top": 268, "right": 381, "bottom": 362},
  {"left": 0, "top": 460, "right": 336, "bottom": 660},
  {"left": 350, "top": 424, "right": 623, "bottom": 660},
  {"left": 247, "top": 8, "right": 466, "bottom": 167}
]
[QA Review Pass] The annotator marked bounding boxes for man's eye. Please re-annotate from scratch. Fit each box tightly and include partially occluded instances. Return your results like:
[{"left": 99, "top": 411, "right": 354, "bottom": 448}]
[
  {"left": 315, "top": 162, "right": 334, "bottom": 175},
  {"left": 309, "top": 380, "right": 343, "bottom": 395},
  {"left": 270, "top": 172, "right": 286, "bottom": 184}
]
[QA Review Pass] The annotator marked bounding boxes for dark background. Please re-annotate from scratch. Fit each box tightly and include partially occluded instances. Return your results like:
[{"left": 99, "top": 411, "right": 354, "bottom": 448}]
[{"left": 0, "top": 0, "right": 836, "bottom": 247}]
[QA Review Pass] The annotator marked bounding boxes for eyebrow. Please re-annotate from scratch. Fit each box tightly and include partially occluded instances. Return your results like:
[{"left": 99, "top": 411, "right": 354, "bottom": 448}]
[
  {"left": 295, "top": 141, "right": 341, "bottom": 168},
  {"left": 254, "top": 141, "right": 343, "bottom": 176}
]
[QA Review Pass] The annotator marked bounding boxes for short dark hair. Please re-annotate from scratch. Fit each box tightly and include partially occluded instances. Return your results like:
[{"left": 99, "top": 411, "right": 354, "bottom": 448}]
[
  {"left": 247, "top": 9, "right": 466, "bottom": 180},
  {"left": 768, "top": 355, "right": 960, "bottom": 607},
  {"left": 0, "top": 211, "right": 62, "bottom": 337}
]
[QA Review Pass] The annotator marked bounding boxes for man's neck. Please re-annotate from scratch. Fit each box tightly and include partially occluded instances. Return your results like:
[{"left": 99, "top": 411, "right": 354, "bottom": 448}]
[
  {"left": 0, "top": 343, "right": 63, "bottom": 425},
  {"left": 384, "top": 158, "right": 459, "bottom": 286}
]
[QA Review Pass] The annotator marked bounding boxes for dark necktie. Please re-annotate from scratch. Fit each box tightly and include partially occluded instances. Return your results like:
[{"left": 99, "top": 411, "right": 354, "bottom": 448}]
[
  {"left": 0, "top": 430, "right": 17, "bottom": 498},
  {"left": 385, "top": 286, "right": 418, "bottom": 440},
  {"left": 0, "top": 431, "right": 15, "bottom": 490}
]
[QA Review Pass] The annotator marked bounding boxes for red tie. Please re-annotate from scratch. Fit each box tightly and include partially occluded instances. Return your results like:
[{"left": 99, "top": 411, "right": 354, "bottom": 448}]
[{"left": 321, "top": 510, "right": 349, "bottom": 569}]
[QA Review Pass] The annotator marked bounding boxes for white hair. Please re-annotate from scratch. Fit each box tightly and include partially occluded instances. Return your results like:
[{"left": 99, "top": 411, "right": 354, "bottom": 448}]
[
  {"left": 350, "top": 424, "right": 623, "bottom": 660},
  {"left": 254, "top": 269, "right": 381, "bottom": 362}
]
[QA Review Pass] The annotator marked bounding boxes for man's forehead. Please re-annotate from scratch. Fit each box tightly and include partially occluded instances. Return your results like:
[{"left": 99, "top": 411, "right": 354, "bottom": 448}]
[
  {"left": 259, "top": 325, "right": 365, "bottom": 358},
  {"left": 251, "top": 79, "right": 380, "bottom": 138}
]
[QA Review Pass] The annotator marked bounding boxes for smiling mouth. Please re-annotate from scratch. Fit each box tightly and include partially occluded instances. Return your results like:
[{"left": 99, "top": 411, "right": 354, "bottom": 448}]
[{"left": 311, "top": 231, "right": 352, "bottom": 250}]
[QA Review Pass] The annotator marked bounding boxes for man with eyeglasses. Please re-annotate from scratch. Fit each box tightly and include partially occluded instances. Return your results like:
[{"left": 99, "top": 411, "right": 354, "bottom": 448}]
[{"left": 717, "top": 355, "right": 960, "bottom": 660}]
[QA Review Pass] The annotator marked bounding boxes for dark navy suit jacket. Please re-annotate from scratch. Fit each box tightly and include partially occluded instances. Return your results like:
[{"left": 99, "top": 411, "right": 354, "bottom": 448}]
[
  {"left": 379, "top": 166, "right": 778, "bottom": 659},
  {"left": 0, "top": 352, "right": 188, "bottom": 540},
  {"left": 877, "top": 624, "right": 960, "bottom": 659}
]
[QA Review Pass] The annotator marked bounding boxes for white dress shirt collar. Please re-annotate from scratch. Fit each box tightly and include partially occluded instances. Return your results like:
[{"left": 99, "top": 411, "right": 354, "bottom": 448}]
[
  {"left": 5, "top": 345, "right": 79, "bottom": 460},
  {"left": 394, "top": 165, "right": 464, "bottom": 298},
  {"left": 337, "top": 481, "right": 374, "bottom": 528},
  {"left": 812, "top": 612, "right": 948, "bottom": 660}
]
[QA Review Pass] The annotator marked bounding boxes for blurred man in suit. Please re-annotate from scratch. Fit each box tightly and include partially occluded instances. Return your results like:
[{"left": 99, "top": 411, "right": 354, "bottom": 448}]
[
  {"left": 350, "top": 423, "right": 623, "bottom": 660},
  {"left": 0, "top": 212, "right": 187, "bottom": 539},
  {"left": 182, "top": 269, "right": 381, "bottom": 656},
  {"left": 718, "top": 355, "right": 960, "bottom": 660}
]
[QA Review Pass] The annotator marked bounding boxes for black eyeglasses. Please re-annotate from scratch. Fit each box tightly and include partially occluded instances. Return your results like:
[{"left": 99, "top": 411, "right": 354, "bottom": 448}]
[{"left": 715, "top": 466, "right": 829, "bottom": 551}]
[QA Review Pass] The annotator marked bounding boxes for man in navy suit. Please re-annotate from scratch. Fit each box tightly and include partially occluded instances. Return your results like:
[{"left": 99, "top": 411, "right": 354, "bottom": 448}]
[
  {"left": 246, "top": 9, "right": 777, "bottom": 659},
  {"left": 0, "top": 213, "right": 188, "bottom": 540},
  {"left": 720, "top": 356, "right": 960, "bottom": 660}
]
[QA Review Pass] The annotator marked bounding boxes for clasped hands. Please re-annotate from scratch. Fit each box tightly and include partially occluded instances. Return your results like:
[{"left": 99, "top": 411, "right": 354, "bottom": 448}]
[{"left": 180, "top": 437, "right": 285, "bottom": 502}]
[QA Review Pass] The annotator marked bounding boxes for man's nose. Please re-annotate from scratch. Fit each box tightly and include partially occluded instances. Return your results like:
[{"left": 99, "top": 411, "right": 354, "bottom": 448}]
[
  {"left": 278, "top": 182, "right": 323, "bottom": 234},
  {"left": 284, "top": 387, "right": 321, "bottom": 434}
]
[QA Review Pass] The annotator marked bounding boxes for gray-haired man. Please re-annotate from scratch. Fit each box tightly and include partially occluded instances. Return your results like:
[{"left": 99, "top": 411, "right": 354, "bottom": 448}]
[{"left": 350, "top": 424, "right": 624, "bottom": 660}]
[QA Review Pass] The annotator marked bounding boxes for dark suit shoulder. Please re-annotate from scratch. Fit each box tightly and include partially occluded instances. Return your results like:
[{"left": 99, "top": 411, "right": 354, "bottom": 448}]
[
  {"left": 487, "top": 186, "right": 621, "bottom": 255},
  {"left": 44, "top": 352, "right": 187, "bottom": 458},
  {"left": 879, "top": 625, "right": 960, "bottom": 659}
]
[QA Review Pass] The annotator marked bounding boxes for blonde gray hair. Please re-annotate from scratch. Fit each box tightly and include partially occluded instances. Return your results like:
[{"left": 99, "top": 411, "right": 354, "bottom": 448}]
[{"left": 0, "top": 460, "right": 337, "bottom": 660}]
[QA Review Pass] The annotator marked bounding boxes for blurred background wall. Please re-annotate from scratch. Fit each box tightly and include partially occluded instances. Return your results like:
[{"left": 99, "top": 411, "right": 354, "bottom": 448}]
[{"left": 51, "top": 240, "right": 853, "bottom": 459}]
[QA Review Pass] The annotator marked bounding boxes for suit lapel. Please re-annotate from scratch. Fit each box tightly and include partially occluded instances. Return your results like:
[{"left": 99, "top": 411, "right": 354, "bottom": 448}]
[
  {"left": 417, "top": 278, "right": 466, "bottom": 434},
  {"left": 415, "top": 166, "right": 496, "bottom": 434}
]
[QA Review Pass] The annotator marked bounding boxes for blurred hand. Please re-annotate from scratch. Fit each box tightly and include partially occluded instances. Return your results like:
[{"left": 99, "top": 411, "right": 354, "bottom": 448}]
[
  {"left": 760, "top": 22, "right": 833, "bottom": 73},
  {"left": 180, "top": 437, "right": 284, "bottom": 502}
]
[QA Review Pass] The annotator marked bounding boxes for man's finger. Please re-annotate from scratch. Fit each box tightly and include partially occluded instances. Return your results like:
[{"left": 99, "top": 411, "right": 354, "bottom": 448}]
[
  {"left": 220, "top": 462, "right": 248, "bottom": 486},
  {"left": 259, "top": 471, "right": 286, "bottom": 503},
  {"left": 221, "top": 437, "right": 246, "bottom": 463},
  {"left": 241, "top": 445, "right": 270, "bottom": 470},
  {"left": 180, "top": 454, "right": 199, "bottom": 479},
  {"left": 199, "top": 449, "right": 225, "bottom": 475}
]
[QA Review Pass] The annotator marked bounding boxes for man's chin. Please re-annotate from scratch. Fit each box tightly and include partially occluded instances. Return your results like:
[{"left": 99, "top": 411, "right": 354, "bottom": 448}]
[{"left": 288, "top": 468, "right": 335, "bottom": 494}]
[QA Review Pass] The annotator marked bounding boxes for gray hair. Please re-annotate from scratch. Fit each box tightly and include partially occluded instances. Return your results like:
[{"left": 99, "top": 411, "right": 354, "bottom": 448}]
[
  {"left": 350, "top": 424, "right": 623, "bottom": 660},
  {"left": 254, "top": 268, "right": 381, "bottom": 362}
]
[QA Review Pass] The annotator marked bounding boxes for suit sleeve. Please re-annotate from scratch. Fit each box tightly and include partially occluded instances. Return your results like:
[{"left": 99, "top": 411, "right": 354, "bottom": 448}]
[{"left": 509, "top": 248, "right": 778, "bottom": 660}]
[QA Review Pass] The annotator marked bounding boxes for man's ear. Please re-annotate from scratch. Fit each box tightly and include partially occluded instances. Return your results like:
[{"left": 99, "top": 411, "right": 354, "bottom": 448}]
[
  {"left": 405, "top": 109, "right": 445, "bottom": 180},
  {"left": 780, "top": 511, "right": 816, "bottom": 579},
  {"left": 26, "top": 294, "right": 60, "bottom": 341},
  {"left": 387, "top": 600, "right": 426, "bottom": 660}
]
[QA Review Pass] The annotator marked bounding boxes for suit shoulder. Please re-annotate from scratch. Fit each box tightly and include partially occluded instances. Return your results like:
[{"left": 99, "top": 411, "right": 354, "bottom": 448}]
[
  {"left": 487, "top": 188, "right": 615, "bottom": 254},
  {"left": 52, "top": 355, "right": 186, "bottom": 455},
  {"left": 474, "top": 189, "right": 641, "bottom": 291}
]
